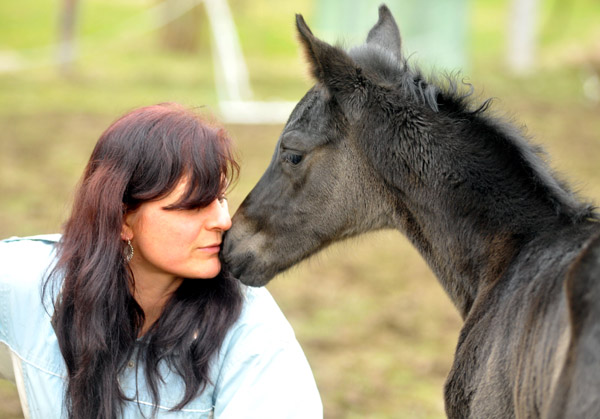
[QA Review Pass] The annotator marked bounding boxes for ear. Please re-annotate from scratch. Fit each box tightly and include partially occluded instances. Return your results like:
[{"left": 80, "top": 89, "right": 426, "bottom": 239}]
[
  {"left": 366, "top": 4, "right": 402, "bottom": 59},
  {"left": 296, "top": 14, "right": 368, "bottom": 99},
  {"left": 121, "top": 212, "right": 134, "bottom": 241}
]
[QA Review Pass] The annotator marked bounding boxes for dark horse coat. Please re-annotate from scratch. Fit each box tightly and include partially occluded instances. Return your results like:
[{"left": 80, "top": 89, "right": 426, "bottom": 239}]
[{"left": 223, "top": 5, "right": 600, "bottom": 418}]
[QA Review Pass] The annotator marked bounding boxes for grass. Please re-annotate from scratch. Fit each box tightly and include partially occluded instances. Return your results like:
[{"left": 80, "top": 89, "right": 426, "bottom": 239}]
[{"left": 1, "top": 0, "right": 599, "bottom": 417}]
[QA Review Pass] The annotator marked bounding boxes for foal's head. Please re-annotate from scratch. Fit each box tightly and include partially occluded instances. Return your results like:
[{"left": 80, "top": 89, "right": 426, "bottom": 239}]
[
  {"left": 223, "top": 5, "right": 593, "bottom": 287},
  {"left": 223, "top": 6, "right": 423, "bottom": 286}
]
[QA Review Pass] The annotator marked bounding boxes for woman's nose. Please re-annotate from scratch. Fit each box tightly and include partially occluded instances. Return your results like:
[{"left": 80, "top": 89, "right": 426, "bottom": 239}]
[{"left": 209, "top": 198, "right": 232, "bottom": 232}]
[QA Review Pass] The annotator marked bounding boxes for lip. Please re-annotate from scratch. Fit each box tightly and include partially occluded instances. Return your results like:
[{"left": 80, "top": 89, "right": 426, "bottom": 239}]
[{"left": 198, "top": 243, "right": 221, "bottom": 253}]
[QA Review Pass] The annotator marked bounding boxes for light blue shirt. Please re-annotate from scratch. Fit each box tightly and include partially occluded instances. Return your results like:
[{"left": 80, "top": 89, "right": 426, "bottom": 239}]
[{"left": 0, "top": 235, "right": 322, "bottom": 418}]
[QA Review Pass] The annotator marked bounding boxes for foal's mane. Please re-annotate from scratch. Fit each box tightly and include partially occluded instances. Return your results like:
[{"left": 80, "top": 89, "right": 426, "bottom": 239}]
[{"left": 349, "top": 43, "right": 597, "bottom": 223}]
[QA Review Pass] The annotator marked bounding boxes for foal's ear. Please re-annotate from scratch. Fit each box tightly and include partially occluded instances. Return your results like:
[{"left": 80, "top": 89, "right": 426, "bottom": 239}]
[
  {"left": 296, "top": 14, "right": 366, "bottom": 100},
  {"left": 366, "top": 5, "right": 402, "bottom": 59}
]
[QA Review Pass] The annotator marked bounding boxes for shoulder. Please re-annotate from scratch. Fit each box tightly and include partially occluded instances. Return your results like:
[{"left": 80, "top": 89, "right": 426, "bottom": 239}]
[
  {"left": 216, "top": 285, "right": 301, "bottom": 364},
  {"left": 566, "top": 229, "right": 600, "bottom": 325},
  {"left": 0, "top": 235, "right": 61, "bottom": 348},
  {"left": 0, "top": 233, "right": 61, "bottom": 246},
  {"left": 0, "top": 234, "right": 61, "bottom": 261},
  {"left": 0, "top": 234, "right": 61, "bottom": 301},
  {"left": 211, "top": 286, "right": 323, "bottom": 417},
  {"left": 0, "top": 234, "right": 61, "bottom": 284},
  {"left": 234, "top": 285, "right": 297, "bottom": 342}
]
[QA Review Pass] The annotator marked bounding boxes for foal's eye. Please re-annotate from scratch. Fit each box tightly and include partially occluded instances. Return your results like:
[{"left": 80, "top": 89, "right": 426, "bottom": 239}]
[{"left": 283, "top": 153, "right": 303, "bottom": 165}]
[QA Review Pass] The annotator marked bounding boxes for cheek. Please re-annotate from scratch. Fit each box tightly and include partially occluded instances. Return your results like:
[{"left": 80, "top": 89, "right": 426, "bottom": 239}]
[
  {"left": 156, "top": 218, "right": 202, "bottom": 249},
  {"left": 137, "top": 214, "right": 200, "bottom": 258}
]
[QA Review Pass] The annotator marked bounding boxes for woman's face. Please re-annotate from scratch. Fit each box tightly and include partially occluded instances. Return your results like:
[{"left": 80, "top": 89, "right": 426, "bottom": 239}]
[{"left": 122, "top": 178, "right": 232, "bottom": 282}]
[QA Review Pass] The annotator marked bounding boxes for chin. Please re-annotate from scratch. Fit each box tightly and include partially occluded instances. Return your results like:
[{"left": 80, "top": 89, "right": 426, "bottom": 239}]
[{"left": 197, "top": 262, "right": 222, "bottom": 279}]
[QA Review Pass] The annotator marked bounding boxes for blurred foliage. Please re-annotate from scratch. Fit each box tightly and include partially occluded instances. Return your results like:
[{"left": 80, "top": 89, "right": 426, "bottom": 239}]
[{"left": 0, "top": 0, "right": 599, "bottom": 418}]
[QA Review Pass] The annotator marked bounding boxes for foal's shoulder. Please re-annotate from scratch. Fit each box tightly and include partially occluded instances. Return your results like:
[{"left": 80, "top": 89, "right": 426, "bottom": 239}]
[
  {"left": 565, "top": 228, "right": 600, "bottom": 327},
  {"left": 546, "top": 228, "right": 600, "bottom": 418}
]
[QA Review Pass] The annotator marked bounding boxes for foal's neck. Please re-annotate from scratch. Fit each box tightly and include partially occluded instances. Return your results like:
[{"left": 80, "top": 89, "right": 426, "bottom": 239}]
[{"left": 391, "top": 115, "right": 585, "bottom": 318}]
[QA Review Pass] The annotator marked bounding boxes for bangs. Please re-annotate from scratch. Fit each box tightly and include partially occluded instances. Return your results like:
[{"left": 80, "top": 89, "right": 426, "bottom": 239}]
[
  {"left": 164, "top": 126, "right": 239, "bottom": 211},
  {"left": 122, "top": 104, "right": 239, "bottom": 211}
]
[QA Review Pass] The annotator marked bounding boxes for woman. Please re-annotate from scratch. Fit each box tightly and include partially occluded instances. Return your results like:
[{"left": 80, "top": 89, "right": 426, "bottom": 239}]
[{"left": 0, "top": 103, "right": 322, "bottom": 418}]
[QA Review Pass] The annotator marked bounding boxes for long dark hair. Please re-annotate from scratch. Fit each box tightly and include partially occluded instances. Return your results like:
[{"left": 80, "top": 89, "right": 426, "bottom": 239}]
[{"left": 44, "top": 103, "right": 243, "bottom": 418}]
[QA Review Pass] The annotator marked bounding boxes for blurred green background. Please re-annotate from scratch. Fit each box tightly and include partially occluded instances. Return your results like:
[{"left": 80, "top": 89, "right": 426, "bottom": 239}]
[{"left": 1, "top": 0, "right": 599, "bottom": 417}]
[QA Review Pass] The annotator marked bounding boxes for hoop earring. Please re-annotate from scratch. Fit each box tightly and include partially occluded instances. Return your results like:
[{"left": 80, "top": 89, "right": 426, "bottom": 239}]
[{"left": 125, "top": 239, "right": 134, "bottom": 262}]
